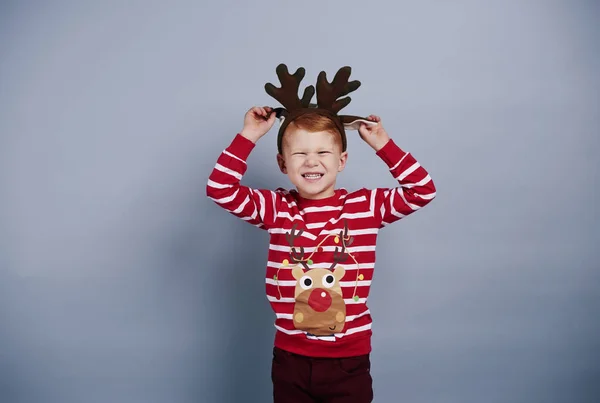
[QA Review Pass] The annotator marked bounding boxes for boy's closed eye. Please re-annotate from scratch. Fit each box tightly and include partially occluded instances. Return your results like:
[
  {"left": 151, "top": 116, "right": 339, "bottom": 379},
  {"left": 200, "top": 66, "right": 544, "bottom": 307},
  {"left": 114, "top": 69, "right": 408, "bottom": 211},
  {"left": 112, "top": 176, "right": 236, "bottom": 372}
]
[{"left": 291, "top": 150, "right": 332, "bottom": 156}]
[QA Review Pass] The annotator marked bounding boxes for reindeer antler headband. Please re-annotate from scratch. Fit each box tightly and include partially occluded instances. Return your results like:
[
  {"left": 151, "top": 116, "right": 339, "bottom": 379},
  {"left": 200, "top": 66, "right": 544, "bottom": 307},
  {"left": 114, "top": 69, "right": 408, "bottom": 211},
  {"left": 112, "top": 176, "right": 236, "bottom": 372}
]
[{"left": 265, "top": 64, "right": 375, "bottom": 154}]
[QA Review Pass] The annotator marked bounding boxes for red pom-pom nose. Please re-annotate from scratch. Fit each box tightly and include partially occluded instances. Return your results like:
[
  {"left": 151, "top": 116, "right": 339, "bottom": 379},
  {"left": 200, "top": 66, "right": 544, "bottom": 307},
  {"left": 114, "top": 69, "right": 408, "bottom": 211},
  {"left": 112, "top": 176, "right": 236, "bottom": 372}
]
[{"left": 308, "top": 289, "right": 332, "bottom": 312}]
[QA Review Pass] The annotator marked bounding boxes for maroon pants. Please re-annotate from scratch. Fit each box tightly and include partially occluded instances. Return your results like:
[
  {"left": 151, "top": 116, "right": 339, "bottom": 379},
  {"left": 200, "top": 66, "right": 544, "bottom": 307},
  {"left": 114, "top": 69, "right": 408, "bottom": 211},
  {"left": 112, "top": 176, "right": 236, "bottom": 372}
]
[{"left": 271, "top": 347, "right": 373, "bottom": 402}]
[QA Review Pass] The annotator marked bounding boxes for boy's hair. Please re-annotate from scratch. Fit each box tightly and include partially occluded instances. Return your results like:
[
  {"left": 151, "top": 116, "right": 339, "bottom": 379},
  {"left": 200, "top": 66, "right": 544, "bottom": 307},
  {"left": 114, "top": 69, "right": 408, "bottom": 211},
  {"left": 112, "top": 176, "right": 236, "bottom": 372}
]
[{"left": 281, "top": 113, "right": 343, "bottom": 153}]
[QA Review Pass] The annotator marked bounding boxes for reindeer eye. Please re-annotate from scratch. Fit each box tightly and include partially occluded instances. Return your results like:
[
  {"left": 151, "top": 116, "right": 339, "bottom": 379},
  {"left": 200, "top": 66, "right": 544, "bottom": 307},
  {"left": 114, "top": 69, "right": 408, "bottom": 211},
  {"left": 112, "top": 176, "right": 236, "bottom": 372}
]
[
  {"left": 322, "top": 274, "right": 335, "bottom": 288},
  {"left": 300, "top": 276, "right": 313, "bottom": 290}
]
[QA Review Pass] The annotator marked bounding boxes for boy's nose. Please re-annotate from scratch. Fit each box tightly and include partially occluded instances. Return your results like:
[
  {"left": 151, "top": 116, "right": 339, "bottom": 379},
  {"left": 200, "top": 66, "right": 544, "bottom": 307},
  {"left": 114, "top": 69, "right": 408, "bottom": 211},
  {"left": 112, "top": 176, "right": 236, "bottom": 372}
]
[{"left": 304, "top": 157, "right": 318, "bottom": 166}]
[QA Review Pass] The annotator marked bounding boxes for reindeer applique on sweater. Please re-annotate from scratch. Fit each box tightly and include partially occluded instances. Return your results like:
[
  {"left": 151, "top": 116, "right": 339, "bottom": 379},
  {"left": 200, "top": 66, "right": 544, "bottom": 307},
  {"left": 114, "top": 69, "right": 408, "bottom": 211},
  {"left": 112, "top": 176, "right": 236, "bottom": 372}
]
[{"left": 274, "top": 220, "right": 362, "bottom": 341}]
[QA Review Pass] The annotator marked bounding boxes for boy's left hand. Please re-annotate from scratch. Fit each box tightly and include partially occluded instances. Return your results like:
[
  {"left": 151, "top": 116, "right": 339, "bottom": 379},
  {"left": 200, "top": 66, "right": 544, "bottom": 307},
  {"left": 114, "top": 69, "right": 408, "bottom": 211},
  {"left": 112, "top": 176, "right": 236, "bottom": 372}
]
[{"left": 358, "top": 115, "right": 391, "bottom": 152}]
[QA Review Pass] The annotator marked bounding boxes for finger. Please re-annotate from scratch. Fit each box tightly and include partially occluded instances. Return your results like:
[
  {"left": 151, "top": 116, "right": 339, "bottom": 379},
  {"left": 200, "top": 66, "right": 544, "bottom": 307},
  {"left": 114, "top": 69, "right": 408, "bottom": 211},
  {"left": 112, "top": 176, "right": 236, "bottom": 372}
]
[
  {"left": 254, "top": 108, "right": 265, "bottom": 120},
  {"left": 358, "top": 122, "right": 368, "bottom": 136}
]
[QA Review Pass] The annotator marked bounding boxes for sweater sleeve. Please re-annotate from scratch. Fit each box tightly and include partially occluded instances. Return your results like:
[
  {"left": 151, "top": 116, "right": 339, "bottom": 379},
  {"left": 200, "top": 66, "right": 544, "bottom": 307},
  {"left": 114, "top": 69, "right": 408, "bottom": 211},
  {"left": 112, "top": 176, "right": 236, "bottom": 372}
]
[
  {"left": 369, "top": 139, "right": 436, "bottom": 227},
  {"left": 206, "top": 134, "right": 282, "bottom": 230}
]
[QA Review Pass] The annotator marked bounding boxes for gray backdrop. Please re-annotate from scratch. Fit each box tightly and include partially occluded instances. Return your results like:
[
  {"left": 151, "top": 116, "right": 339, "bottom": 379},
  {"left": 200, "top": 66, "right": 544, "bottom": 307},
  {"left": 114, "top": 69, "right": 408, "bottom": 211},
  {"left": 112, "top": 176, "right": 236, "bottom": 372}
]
[{"left": 1, "top": 1, "right": 599, "bottom": 402}]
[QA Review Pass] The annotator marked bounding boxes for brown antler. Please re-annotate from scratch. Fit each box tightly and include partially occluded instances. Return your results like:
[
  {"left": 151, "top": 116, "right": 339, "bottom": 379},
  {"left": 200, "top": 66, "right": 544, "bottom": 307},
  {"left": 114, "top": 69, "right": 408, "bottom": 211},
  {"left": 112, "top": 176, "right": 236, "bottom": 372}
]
[
  {"left": 316, "top": 66, "right": 361, "bottom": 113},
  {"left": 265, "top": 64, "right": 315, "bottom": 112},
  {"left": 286, "top": 224, "right": 309, "bottom": 270},
  {"left": 329, "top": 220, "right": 353, "bottom": 270}
]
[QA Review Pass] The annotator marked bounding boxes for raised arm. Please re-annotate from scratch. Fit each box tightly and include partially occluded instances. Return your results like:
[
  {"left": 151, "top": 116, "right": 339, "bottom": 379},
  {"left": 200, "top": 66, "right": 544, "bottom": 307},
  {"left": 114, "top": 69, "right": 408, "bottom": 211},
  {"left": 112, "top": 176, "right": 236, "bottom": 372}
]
[
  {"left": 359, "top": 115, "right": 436, "bottom": 227},
  {"left": 206, "top": 106, "right": 282, "bottom": 229}
]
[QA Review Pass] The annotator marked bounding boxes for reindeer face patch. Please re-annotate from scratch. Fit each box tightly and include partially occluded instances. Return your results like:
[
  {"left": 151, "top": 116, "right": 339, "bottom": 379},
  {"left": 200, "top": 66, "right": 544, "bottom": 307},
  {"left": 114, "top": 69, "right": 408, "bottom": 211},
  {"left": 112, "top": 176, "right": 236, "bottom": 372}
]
[{"left": 291, "top": 266, "right": 346, "bottom": 336}]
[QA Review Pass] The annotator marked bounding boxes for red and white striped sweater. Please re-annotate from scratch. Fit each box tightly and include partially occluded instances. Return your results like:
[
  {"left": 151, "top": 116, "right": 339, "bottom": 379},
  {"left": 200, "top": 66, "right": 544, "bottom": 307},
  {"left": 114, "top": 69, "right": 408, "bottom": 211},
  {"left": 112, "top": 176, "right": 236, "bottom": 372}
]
[{"left": 207, "top": 134, "right": 436, "bottom": 357}]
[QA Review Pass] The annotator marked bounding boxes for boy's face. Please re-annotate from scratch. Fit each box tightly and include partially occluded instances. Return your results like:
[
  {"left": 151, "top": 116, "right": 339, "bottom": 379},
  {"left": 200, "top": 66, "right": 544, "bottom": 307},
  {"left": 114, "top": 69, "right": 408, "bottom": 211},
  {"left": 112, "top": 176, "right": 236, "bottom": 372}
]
[{"left": 277, "top": 126, "right": 348, "bottom": 199}]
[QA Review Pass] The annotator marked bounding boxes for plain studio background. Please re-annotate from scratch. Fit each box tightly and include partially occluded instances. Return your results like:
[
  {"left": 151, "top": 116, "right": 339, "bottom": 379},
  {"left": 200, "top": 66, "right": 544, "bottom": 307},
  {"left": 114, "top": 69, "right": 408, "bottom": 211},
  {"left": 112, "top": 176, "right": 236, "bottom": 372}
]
[{"left": 1, "top": 1, "right": 598, "bottom": 402}]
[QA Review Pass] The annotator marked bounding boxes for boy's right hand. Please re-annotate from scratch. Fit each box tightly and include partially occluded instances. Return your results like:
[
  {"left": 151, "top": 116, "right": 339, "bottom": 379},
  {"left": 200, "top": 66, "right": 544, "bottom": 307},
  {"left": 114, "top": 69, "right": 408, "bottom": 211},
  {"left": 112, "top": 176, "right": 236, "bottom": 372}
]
[{"left": 240, "top": 106, "right": 277, "bottom": 143}]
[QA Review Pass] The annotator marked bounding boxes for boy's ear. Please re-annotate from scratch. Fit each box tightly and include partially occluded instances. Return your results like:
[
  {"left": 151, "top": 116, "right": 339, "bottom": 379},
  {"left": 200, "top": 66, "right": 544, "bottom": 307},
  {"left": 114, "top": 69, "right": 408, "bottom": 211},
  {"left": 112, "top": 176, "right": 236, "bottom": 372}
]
[
  {"left": 277, "top": 154, "right": 287, "bottom": 174},
  {"left": 338, "top": 151, "right": 348, "bottom": 172}
]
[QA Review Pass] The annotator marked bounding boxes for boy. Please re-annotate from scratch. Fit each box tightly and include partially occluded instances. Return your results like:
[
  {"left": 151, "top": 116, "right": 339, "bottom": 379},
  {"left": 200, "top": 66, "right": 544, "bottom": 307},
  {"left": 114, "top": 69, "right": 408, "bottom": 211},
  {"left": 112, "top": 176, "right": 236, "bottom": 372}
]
[{"left": 207, "top": 65, "right": 436, "bottom": 402}]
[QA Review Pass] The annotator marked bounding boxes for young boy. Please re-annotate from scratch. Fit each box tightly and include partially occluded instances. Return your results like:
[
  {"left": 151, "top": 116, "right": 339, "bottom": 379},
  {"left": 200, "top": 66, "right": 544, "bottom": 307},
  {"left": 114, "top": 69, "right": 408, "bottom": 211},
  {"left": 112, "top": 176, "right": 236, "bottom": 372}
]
[{"left": 207, "top": 65, "right": 436, "bottom": 402}]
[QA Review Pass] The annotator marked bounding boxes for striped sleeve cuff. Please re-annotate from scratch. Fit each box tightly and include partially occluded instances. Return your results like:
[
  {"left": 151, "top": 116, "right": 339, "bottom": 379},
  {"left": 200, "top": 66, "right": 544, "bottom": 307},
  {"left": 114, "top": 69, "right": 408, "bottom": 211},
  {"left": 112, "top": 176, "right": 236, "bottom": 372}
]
[
  {"left": 228, "top": 133, "right": 256, "bottom": 161},
  {"left": 375, "top": 139, "right": 407, "bottom": 168}
]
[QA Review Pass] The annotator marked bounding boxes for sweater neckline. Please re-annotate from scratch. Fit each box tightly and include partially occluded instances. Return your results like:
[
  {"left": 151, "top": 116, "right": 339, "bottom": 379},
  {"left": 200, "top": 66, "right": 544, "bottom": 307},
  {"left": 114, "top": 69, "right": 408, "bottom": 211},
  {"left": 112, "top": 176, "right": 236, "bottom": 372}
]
[{"left": 292, "top": 188, "right": 345, "bottom": 207}]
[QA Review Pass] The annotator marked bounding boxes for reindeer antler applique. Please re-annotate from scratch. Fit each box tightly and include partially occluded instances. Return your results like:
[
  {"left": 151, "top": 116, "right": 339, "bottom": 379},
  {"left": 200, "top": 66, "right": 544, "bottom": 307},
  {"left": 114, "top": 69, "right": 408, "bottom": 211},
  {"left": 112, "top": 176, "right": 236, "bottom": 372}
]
[
  {"left": 315, "top": 67, "right": 360, "bottom": 114},
  {"left": 265, "top": 64, "right": 315, "bottom": 113},
  {"left": 265, "top": 63, "right": 377, "bottom": 154},
  {"left": 285, "top": 223, "right": 310, "bottom": 271},
  {"left": 329, "top": 220, "right": 354, "bottom": 271}
]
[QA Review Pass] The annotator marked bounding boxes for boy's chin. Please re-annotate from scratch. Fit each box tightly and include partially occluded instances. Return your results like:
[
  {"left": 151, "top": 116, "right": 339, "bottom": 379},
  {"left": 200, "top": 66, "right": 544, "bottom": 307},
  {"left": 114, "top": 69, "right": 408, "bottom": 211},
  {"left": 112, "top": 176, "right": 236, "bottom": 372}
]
[{"left": 294, "top": 184, "right": 335, "bottom": 199}]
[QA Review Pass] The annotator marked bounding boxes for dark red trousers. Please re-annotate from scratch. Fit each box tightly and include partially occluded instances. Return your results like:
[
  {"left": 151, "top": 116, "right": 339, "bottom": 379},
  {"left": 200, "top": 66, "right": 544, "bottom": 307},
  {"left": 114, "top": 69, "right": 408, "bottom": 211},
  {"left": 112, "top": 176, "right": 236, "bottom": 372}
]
[{"left": 271, "top": 347, "right": 373, "bottom": 402}]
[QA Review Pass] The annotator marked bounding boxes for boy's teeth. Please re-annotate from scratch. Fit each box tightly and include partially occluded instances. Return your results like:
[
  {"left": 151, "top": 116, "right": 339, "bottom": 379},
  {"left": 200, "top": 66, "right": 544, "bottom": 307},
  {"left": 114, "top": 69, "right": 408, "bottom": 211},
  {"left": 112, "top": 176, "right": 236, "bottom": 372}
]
[{"left": 304, "top": 174, "right": 322, "bottom": 179}]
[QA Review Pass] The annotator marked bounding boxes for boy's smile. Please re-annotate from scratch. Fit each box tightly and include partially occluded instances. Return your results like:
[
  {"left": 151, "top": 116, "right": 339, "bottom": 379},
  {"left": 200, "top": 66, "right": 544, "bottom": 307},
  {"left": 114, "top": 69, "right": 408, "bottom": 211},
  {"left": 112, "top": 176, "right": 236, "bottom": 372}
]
[{"left": 277, "top": 127, "right": 348, "bottom": 200}]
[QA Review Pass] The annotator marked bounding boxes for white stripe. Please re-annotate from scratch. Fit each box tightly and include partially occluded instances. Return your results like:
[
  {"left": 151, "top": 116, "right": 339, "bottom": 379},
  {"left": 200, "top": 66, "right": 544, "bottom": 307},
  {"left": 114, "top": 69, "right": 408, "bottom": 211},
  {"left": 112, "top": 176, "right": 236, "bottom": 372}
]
[
  {"left": 206, "top": 179, "right": 232, "bottom": 189},
  {"left": 403, "top": 174, "right": 432, "bottom": 188},
  {"left": 267, "top": 295, "right": 367, "bottom": 304},
  {"left": 275, "top": 309, "right": 371, "bottom": 323},
  {"left": 209, "top": 189, "right": 239, "bottom": 204},
  {"left": 266, "top": 278, "right": 371, "bottom": 288},
  {"left": 241, "top": 209, "right": 258, "bottom": 221},
  {"left": 269, "top": 244, "right": 376, "bottom": 253},
  {"left": 269, "top": 296, "right": 296, "bottom": 303},
  {"left": 346, "top": 297, "right": 367, "bottom": 304},
  {"left": 339, "top": 280, "right": 371, "bottom": 287},
  {"left": 321, "top": 228, "right": 378, "bottom": 236},
  {"left": 267, "top": 279, "right": 296, "bottom": 286},
  {"left": 271, "top": 192, "right": 277, "bottom": 222},
  {"left": 278, "top": 211, "right": 304, "bottom": 222},
  {"left": 390, "top": 189, "right": 406, "bottom": 219},
  {"left": 370, "top": 190, "right": 376, "bottom": 214},
  {"left": 345, "top": 195, "right": 367, "bottom": 204},
  {"left": 267, "top": 261, "right": 374, "bottom": 270},
  {"left": 306, "top": 222, "right": 327, "bottom": 229},
  {"left": 347, "top": 309, "right": 371, "bottom": 322},
  {"left": 331, "top": 211, "right": 373, "bottom": 222},
  {"left": 416, "top": 191, "right": 436, "bottom": 200},
  {"left": 284, "top": 200, "right": 298, "bottom": 209},
  {"left": 397, "top": 187, "right": 421, "bottom": 211},
  {"left": 274, "top": 325, "right": 303, "bottom": 335},
  {"left": 215, "top": 163, "right": 242, "bottom": 180},
  {"left": 224, "top": 150, "right": 246, "bottom": 163},
  {"left": 268, "top": 228, "right": 317, "bottom": 240},
  {"left": 389, "top": 152, "right": 408, "bottom": 171},
  {"left": 274, "top": 323, "right": 372, "bottom": 338},
  {"left": 337, "top": 323, "right": 371, "bottom": 337},
  {"left": 231, "top": 196, "right": 250, "bottom": 214},
  {"left": 396, "top": 162, "right": 420, "bottom": 181},
  {"left": 307, "top": 334, "right": 336, "bottom": 342},
  {"left": 257, "top": 190, "right": 266, "bottom": 220},
  {"left": 302, "top": 205, "right": 342, "bottom": 214}
]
